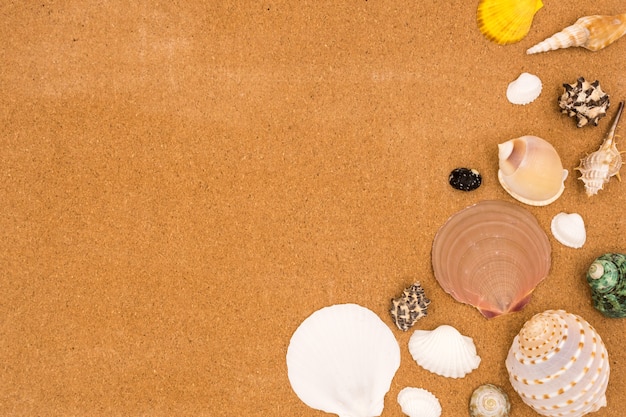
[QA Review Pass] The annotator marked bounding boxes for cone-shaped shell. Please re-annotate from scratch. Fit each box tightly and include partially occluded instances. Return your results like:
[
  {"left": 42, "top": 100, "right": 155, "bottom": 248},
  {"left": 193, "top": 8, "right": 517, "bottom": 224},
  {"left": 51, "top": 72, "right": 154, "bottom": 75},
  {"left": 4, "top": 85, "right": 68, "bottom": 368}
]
[
  {"left": 498, "top": 135, "right": 568, "bottom": 206},
  {"left": 505, "top": 310, "right": 609, "bottom": 416},
  {"left": 408, "top": 325, "right": 481, "bottom": 378},
  {"left": 431, "top": 200, "right": 551, "bottom": 318},
  {"left": 527, "top": 13, "right": 626, "bottom": 54},
  {"left": 477, "top": 0, "right": 543, "bottom": 44},
  {"left": 286, "top": 304, "right": 401, "bottom": 417},
  {"left": 397, "top": 387, "right": 442, "bottom": 417}
]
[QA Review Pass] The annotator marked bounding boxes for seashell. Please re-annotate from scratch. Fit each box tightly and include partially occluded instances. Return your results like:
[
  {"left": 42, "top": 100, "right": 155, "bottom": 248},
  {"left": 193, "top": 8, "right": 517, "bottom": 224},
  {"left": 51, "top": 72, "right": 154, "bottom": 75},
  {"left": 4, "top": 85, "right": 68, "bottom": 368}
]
[
  {"left": 469, "top": 384, "right": 511, "bottom": 417},
  {"left": 286, "top": 303, "right": 400, "bottom": 417},
  {"left": 550, "top": 212, "right": 586, "bottom": 248},
  {"left": 448, "top": 167, "right": 482, "bottom": 191},
  {"left": 576, "top": 101, "right": 624, "bottom": 196},
  {"left": 586, "top": 253, "right": 626, "bottom": 318},
  {"left": 506, "top": 310, "right": 610, "bottom": 417},
  {"left": 432, "top": 200, "right": 551, "bottom": 318},
  {"left": 559, "top": 77, "right": 610, "bottom": 127},
  {"left": 389, "top": 282, "right": 431, "bottom": 331},
  {"left": 408, "top": 324, "right": 481, "bottom": 378},
  {"left": 477, "top": 0, "right": 543, "bottom": 45},
  {"left": 498, "top": 135, "right": 568, "bottom": 206},
  {"left": 397, "top": 387, "right": 442, "bottom": 417},
  {"left": 506, "top": 72, "right": 542, "bottom": 105},
  {"left": 527, "top": 13, "right": 626, "bottom": 54}
]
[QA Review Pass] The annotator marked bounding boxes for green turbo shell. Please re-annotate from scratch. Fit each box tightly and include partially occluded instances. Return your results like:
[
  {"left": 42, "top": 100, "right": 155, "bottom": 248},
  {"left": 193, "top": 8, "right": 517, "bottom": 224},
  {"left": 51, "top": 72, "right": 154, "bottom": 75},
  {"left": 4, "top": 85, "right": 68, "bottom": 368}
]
[{"left": 586, "top": 253, "right": 626, "bottom": 318}]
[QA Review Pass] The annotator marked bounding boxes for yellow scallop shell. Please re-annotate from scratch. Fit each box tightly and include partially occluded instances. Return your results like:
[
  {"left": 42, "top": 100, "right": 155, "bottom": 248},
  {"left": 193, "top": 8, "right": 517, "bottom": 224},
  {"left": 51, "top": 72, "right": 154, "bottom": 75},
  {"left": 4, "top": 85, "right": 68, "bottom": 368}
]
[{"left": 477, "top": 0, "right": 543, "bottom": 45}]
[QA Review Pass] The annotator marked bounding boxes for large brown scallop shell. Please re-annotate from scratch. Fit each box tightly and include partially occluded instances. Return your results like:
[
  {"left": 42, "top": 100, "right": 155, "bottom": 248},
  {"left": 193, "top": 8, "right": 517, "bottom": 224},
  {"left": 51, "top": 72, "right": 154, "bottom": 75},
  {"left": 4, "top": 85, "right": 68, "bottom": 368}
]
[{"left": 431, "top": 200, "right": 551, "bottom": 318}]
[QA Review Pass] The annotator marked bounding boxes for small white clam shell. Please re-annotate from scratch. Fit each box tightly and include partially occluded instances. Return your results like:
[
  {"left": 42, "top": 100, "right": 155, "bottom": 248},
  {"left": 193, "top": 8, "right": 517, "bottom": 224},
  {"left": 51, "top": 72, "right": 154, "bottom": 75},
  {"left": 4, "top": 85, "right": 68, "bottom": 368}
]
[
  {"left": 550, "top": 212, "right": 586, "bottom": 248},
  {"left": 397, "top": 387, "right": 442, "bottom": 417},
  {"left": 506, "top": 72, "right": 542, "bottom": 105},
  {"left": 408, "top": 324, "right": 480, "bottom": 378}
]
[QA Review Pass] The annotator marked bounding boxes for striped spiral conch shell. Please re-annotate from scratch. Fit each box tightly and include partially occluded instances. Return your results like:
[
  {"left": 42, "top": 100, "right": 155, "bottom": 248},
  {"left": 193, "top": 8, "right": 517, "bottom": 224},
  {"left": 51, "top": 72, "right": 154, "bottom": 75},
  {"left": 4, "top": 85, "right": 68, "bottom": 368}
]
[
  {"left": 527, "top": 13, "right": 626, "bottom": 54},
  {"left": 505, "top": 310, "right": 610, "bottom": 417}
]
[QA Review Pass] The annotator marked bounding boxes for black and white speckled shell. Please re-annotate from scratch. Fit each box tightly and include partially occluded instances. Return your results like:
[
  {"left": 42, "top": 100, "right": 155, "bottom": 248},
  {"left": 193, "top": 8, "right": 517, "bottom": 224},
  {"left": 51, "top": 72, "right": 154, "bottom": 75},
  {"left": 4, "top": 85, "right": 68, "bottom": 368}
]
[
  {"left": 449, "top": 168, "right": 482, "bottom": 191},
  {"left": 559, "top": 77, "right": 610, "bottom": 128},
  {"left": 389, "top": 282, "right": 431, "bottom": 331}
]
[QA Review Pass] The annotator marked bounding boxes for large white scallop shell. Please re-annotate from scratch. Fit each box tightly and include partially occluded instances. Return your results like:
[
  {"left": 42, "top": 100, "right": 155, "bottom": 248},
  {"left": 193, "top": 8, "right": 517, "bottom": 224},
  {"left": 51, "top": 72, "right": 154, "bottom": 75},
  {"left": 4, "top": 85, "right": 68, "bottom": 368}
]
[
  {"left": 550, "top": 212, "right": 586, "bottom": 248},
  {"left": 505, "top": 310, "right": 610, "bottom": 417},
  {"left": 408, "top": 324, "right": 481, "bottom": 378},
  {"left": 286, "top": 304, "right": 401, "bottom": 417},
  {"left": 506, "top": 72, "right": 542, "bottom": 105},
  {"left": 397, "top": 387, "right": 442, "bottom": 417}
]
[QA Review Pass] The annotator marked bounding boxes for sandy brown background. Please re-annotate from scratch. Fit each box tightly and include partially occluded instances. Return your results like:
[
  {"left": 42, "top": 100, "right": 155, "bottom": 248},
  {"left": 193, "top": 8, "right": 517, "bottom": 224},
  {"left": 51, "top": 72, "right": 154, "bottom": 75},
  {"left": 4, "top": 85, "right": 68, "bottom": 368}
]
[{"left": 2, "top": 1, "right": 626, "bottom": 416}]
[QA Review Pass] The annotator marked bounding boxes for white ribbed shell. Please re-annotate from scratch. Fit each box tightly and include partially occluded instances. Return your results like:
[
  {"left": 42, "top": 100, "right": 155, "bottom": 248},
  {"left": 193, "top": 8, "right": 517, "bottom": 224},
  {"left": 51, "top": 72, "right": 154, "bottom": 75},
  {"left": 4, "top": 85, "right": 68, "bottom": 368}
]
[
  {"left": 408, "top": 325, "right": 481, "bottom": 378},
  {"left": 505, "top": 310, "right": 610, "bottom": 416},
  {"left": 286, "top": 304, "right": 401, "bottom": 417},
  {"left": 397, "top": 387, "right": 442, "bottom": 417}
]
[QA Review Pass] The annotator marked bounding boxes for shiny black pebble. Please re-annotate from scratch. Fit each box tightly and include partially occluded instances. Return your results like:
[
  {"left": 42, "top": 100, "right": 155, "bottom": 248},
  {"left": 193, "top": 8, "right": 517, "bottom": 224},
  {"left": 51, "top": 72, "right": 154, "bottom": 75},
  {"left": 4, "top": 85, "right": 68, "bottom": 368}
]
[{"left": 449, "top": 168, "right": 482, "bottom": 191}]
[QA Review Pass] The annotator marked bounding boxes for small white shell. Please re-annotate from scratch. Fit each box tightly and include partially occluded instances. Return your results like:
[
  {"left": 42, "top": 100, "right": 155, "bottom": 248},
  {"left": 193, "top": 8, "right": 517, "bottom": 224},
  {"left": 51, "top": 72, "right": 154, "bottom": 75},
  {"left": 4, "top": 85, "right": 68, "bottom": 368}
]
[
  {"left": 408, "top": 324, "right": 480, "bottom": 378},
  {"left": 506, "top": 72, "right": 542, "bottom": 105},
  {"left": 550, "top": 212, "right": 586, "bottom": 248},
  {"left": 397, "top": 387, "right": 442, "bottom": 417},
  {"left": 286, "top": 304, "right": 401, "bottom": 417}
]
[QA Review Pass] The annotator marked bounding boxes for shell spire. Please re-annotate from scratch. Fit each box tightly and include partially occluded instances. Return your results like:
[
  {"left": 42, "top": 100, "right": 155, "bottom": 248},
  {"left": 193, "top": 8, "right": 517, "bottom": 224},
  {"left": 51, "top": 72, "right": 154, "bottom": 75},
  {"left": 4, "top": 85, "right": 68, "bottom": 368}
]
[
  {"left": 527, "top": 13, "right": 626, "bottom": 54},
  {"left": 576, "top": 101, "right": 624, "bottom": 196}
]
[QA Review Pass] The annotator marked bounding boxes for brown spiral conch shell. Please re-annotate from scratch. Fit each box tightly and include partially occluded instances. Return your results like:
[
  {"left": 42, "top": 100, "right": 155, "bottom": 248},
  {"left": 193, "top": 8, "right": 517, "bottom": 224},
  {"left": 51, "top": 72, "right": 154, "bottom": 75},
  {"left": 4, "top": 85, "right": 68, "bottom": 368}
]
[
  {"left": 506, "top": 310, "right": 610, "bottom": 417},
  {"left": 498, "top": 135, "right": 568, "bottom": 206},
  {"left": 576, "top": 101, "right": 624, "bottom": 196},
  {"left": 431, "top": 200, "right": 551, "bottom": 319},
  {"left": 527, "top": 13, "right": 626, "bottom": 54}
]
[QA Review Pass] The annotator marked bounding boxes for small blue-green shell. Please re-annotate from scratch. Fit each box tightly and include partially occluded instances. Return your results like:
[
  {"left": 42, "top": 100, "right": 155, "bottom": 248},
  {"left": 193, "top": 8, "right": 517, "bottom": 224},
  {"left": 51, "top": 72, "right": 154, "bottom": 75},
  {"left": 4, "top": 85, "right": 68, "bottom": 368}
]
[{"left": 586, "top": 253, "right": 626, "bottom": 318}]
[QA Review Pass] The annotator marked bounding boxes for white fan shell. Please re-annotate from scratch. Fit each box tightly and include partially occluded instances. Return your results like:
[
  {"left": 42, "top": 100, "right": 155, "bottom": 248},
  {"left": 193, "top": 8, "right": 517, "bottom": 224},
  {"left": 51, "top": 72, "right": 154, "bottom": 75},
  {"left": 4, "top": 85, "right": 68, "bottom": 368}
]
[
  {"left": 286, "top": 303, "right": 401, "bottom": 417},
  {"left": 408, "top": 324, "right": 481, "bottom": 378},
  {"left": 397, "top": 387, "right": 442, "bottom": 417}
]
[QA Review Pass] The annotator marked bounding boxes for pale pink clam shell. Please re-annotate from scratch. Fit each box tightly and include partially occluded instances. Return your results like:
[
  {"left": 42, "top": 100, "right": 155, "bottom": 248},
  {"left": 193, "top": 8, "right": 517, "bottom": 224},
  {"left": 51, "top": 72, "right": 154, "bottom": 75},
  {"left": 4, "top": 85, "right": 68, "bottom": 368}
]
[{"left": 431, "top": 200, "right": 551, "bottom": 318}]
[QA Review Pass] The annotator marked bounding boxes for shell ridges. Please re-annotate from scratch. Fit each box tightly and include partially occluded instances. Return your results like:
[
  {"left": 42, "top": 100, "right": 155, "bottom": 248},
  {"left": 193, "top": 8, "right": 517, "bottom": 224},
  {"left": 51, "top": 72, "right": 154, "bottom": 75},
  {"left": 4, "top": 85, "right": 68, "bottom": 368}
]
[
  {"left": 408, "top": 324, "right": 481, "bottom": 378},
  {"left": 397, "top": 387, "right": 442, "bottom": 417},
  {"left": 477, "top": 0, "right": 543, "bottom": 44}
]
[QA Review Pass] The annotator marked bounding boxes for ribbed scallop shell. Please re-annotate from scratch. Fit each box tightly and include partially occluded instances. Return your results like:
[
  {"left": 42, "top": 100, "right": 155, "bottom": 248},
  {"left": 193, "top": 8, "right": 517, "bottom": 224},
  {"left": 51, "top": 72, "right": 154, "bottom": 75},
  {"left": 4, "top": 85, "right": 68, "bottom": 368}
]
[
  {"left": 469, "top": 384, "right": 510, "bottom": 417},
  {"left": 431, "top": 200, "right": 551, "bottom": 318},
  {"left": 586, "top": 253, "right": 626, "bottom": 318},
  {"left": 505, "top": 310, "right": 610, "bottom": 417},
  {"left": 498, "top": 135, "right": 568, "bottom": 206},
  {"left": 477, "top": 0, "right": 543, "bottom": 44},
  {"left": 286, "top": 303, "right": 401, "bottom": 417},
  {"left": 408, "top": 325, "right": 481, "bottom": 378},
  {"left": 576, "top": 101, "right": 624, "bottom": 196},
  {"left": 397, "top": 387, "right": 442, "bottom": 417},
  {"left": 550, "top": 212, "right": 586, "bottom": 249},
  {"left": 506, "top": 72, "right": 542, "bottom": 105},
  {"left": 527, "top": 13, "right": 626, "bottom": 54}
]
